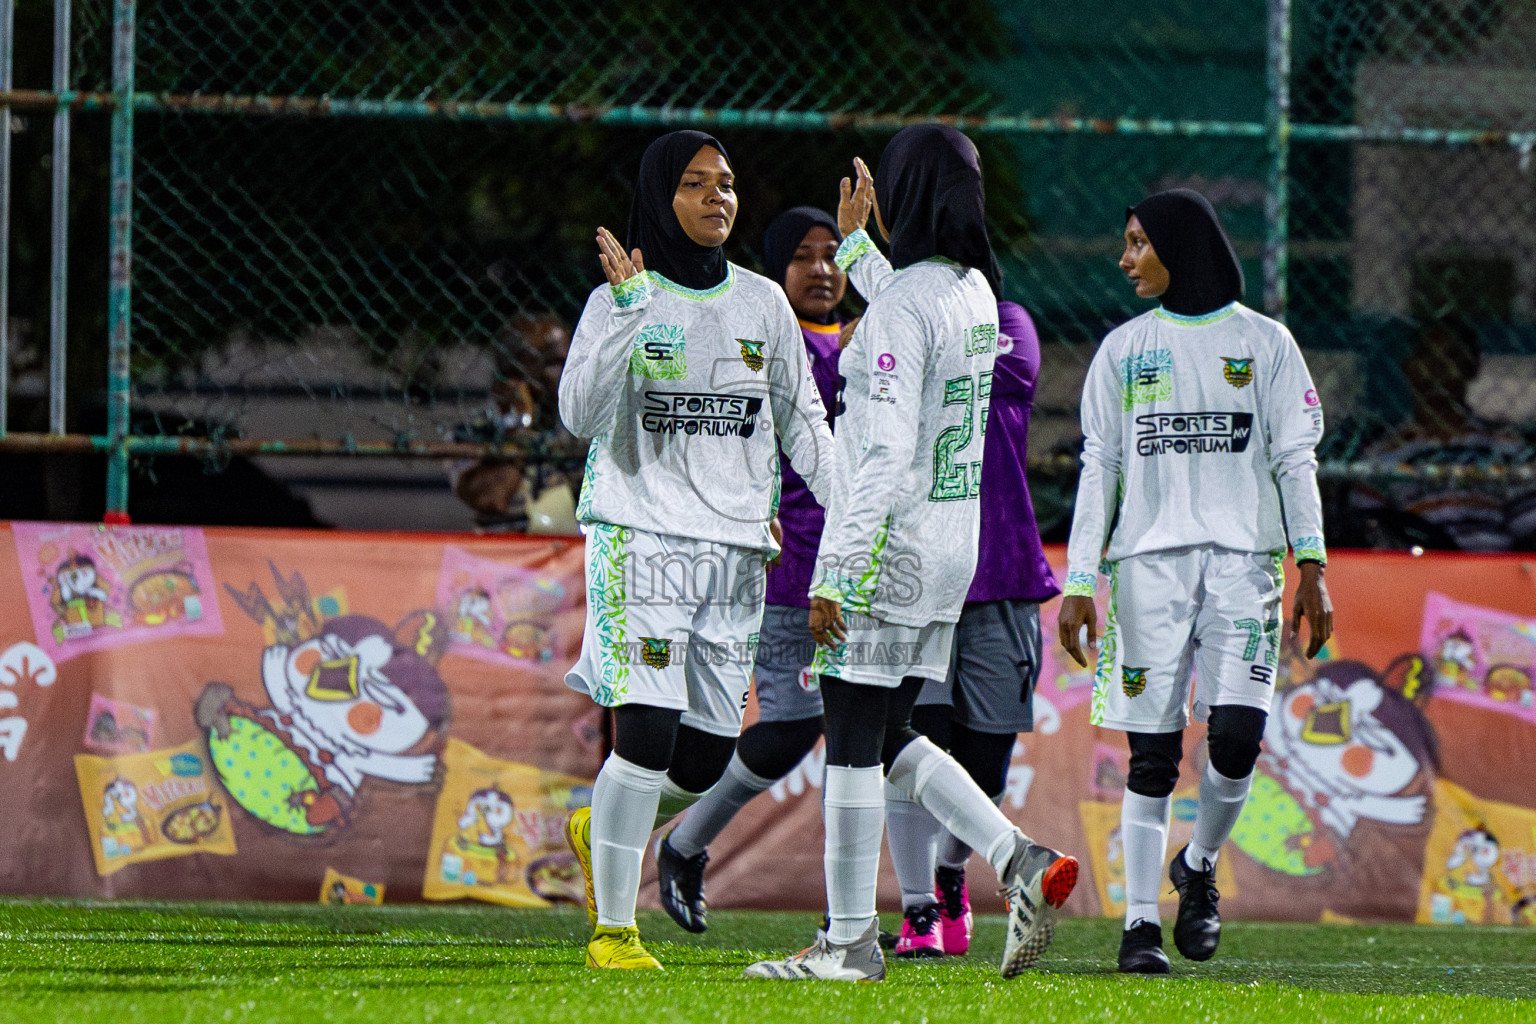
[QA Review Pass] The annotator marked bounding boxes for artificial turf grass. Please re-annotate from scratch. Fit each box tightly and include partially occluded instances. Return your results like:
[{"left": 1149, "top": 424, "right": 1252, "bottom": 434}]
[{"left": 0, "top": 900, "right": 1530, "bottom": 1024}]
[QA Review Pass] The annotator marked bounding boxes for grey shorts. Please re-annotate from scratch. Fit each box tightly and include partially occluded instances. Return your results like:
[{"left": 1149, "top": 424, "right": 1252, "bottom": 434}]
[
  {"left": 753, "top": 603, "right": 824, "bottom": 723},
  {"left": 917, "top": 599, "right": 1042, "bottom": 734}
]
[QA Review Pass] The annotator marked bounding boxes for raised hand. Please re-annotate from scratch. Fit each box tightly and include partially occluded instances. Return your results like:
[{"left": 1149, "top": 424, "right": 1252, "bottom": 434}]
[
  {"left": 837, "top": 157, "right": 876, "bottom": 238},
  {"left": 596, "top": 226, "right": 645, "bottom": 286}
]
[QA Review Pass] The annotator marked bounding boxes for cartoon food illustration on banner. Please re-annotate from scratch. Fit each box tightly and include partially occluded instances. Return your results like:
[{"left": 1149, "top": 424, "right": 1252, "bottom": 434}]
[
  {"left": 1417, "top": 780, "right": 1536, "bottom": 925},
  {"left": 1421, "top": 592, "right": 1536, "bottom": 718},
  {"left": 422, "top": 738, "right": 591, "bottom": 908},
  {"left": 83, "top": 694, "right": 156, "bottom": 755},
  {"left": 74, "top": 739, "right": 238, "bottom": 876},
  {"left": 320, "top": 867, "right": 385, "bottom": 905},
  {"left": 12, "top": 523, "right": 224, "bottom": 662},
  {"left": 194, "top": 601, "right": 451, "bottom": 836},
  {"left": 436, "top": 546, "right": 576, "bottom": 666}
]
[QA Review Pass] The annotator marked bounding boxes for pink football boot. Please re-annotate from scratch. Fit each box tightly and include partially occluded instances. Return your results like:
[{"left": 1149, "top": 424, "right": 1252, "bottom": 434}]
[
  {"left": 935, "top": 866, "right": 973, "bottom": 955},
  {"left": 893, "top": 902, "right": 945, "bottom": 958}
]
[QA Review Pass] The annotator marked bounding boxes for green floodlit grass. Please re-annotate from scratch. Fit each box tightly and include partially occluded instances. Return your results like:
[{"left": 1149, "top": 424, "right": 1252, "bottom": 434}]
[{"left": 0, "top": 900, "right": 1531, "bottom": 1024}]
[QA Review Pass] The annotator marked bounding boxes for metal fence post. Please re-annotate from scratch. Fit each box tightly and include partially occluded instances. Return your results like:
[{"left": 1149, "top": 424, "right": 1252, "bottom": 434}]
[
  {"left": 0, "top": 0, "right": 13, "bottom": 439},
  {"left": 49, "top": 0, "right": 70, "bottom": 434},
  {"left": 1264, "top": 0, "right": 1292, "bottom": 321},
  {"left": 105, "top": 0, "right": 134, "bottom": 520}
]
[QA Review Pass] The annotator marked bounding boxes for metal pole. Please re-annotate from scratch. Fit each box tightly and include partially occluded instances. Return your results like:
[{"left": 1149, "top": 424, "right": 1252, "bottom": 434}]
[
  {"left": 0, "top": 0, "right": 13, "bottom": 439},
  {"left": 1264, "top": 0, "right": 1292, "bottom": 320},
  {"left": 105, "top": 0, "right": 133, "bottom": 521},
  {"left": 49, "top": 0, "right": 70, "bottom": 433}
]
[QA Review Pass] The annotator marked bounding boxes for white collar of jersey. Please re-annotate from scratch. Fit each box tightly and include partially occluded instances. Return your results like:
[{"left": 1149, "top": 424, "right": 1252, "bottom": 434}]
[
  {"left": 649, "top": 265, "right": 736, "bottom": 301},
  {"left": 1153, "top": 301, "right": 1240, "bottom": 326}
]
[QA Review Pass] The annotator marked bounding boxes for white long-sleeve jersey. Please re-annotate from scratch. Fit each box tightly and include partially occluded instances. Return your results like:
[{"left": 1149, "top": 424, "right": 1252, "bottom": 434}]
[
  {"left": 559, "top": 265, "right": 835, "bottom": 554},
  {"left": 811, "top": 231, "right": 998, "bottom": 627},
  {"left": 1063, "top": 302, "right": 1327, "bottom": 597}
]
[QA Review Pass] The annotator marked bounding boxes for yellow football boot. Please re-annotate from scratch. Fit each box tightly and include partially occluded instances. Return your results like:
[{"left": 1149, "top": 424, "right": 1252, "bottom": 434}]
[
  {"left": 587, "top": 924, "right": 663, "bottom": 970},
  {"left": 564, "top": 805, "right": 597, "bottom": 928}
]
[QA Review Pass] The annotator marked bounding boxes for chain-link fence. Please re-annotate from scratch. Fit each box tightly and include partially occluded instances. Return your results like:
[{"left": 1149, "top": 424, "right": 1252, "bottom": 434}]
[{"left": 2, "top": 0, "right": 1535, "bottom": 545}]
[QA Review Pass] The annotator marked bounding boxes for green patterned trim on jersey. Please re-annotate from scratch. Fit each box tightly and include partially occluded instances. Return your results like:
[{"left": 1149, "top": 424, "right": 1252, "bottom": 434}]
[
  {"left": 1153, "top": 301, "right": 1239, "bottom": 327},
  {"left": 843, "top": 515, "right": 890, "bottom": 615},
  {"left": 650, "top": 266, "right": 736, "bottom": 301},
  {"left": 1292, "top": 535, "right": 1327, "bottom": 565},
  {"left": 1063, "top": 570, "right": 1096, "bottom": 598},
  {"left": 834, "top": 229, "right": 878, "bottom": 272},
  {"left": 629, "top": 324, "right": 687, "bottom": 379},
  {"left": 586, "top": 522, "right": 632, "bottom": 706},
  {"left": 574, "top": 438, "right": 601, "bottom": 523},
  {"left": 611, "top": 272, "right": 653, "bottom": 309},
  {"left": 1090, "top": 561, "right": 1121, "bottom": 727}
]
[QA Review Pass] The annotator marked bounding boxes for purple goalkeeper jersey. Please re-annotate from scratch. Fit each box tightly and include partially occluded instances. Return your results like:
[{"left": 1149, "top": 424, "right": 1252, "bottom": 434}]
[
  {"left": 765, "top": 318, "right": 844, "bottom": 609},
  {"left": 969, "top": 301, "right": 1059, "bottom": 604}
]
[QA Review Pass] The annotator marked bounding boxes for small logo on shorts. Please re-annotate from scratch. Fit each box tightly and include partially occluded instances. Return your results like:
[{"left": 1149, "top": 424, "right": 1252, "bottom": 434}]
[
  {"left": 1122, "top": 666, "right": 1149, "bottom": 698},
  {"left": 1221, "top": 357, "right": 1254, "bottom": 388},
  {"left": 738, "top": 339, "right": 765, "bottom": 372},
  {"left": 638, "top": 637, "right": 672, "bottom": 669}
]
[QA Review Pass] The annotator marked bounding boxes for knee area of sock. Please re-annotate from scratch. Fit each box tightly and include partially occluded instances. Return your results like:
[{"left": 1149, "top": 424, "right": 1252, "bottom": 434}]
[
  {"left": 1126, "top": 733, "right": 1182, "bottom": 799},
  {"left": 1206, "top": 705, "right": 1267, "bottom": 779},
  {"left": 880, "top": 727, "right": 923, "bottom": 776}
]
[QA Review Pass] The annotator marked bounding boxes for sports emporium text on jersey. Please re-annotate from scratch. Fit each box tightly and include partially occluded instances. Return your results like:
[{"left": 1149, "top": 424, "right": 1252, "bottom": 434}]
[
  {"left": 641, "top": 391, "right": 764, "bottom": 437},
  {"left": 1135, "top": 411, "right": 1254, "bottom": 456}
]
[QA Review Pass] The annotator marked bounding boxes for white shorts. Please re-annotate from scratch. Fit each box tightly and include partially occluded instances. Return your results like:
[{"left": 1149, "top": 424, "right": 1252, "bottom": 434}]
[
  {"left": 1091, "top": 546, "right": 1284, "bottom": 732},
  {"left": 811, "top": 610, "right": 955, "bottom": 689},
  {"left": 565, "top": 523, "right": 766, "bottom": 737}
]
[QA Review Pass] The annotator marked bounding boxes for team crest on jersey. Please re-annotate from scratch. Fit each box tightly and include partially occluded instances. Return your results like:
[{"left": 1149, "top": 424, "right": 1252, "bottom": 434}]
[
  {"left": 1222, "top": 357, "right": 1254, "bottom": 389},
  {"left": 1122, "top": 666, "right": 1149, "bottom": 698},
  {"left": 738, "top": 339, "right": 765, "bottom": 372},
  {"left": 638, "top": 637, "right": 672, "bottom": 669}
]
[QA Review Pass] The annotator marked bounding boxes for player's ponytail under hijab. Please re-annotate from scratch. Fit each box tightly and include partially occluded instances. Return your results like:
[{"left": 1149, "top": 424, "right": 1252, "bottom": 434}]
[
  {"left": 874, "top": 124, "right": 1002, "bottom": 298},
  {"left": 1126, "top": 189, "right": 1245, "bottom": 317},
  {"left": 626, "top": 130, "right": 733, "bottom": 291}
]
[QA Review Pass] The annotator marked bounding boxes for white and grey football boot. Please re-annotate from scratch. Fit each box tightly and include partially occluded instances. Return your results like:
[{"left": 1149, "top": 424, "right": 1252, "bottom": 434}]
[
  {"left": 742, "top": 920, "right": 886, "bottom": 982},
  {"left": 998, "top": 832, "right": 1080, "bottom": 978}
]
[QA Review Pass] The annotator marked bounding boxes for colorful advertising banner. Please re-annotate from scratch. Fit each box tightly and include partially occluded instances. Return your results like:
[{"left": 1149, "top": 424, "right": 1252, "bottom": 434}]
[{"left": 0, "top": 523, "right": 1532, "bottom": 928}]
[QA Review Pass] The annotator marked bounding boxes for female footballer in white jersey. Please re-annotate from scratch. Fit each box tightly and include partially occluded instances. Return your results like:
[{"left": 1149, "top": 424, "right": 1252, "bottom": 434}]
[
  {"left": 1057, "top": 189, "right": 1334, "bottom": 974},
  {"left": 559, "top": 130, "right": 836, "bottom": 970},
  {"left": 746, "top": 125, "right": 1077, "bottom": 983}
]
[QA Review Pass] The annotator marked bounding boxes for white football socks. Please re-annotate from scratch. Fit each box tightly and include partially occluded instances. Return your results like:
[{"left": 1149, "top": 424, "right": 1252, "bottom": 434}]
[
  {"left": 936, "top": 793, "right": 1002, "bottom": 871},
  {"left": 887, "top": 737, "right": 1020, "bottom": 881},
  {"left": 1187, "top": 761, "right": 1253, "bottom": 868},
  {"left": 653, "top": 776, "right": 704, "bottom": 831},
  {"left": 884, "top": 780, "right": 943, "bottom": 910},
  {"left": 667, "top": 752, "right": 775, "bottom": 859},
  {"left": 1121, "top": 789, "right": 1172, "bottom": 929},
  {"left": 590, "top": 753, "right": 666, "bottom": 928},
  {"left": 823, "top": 765, "right": 885, "bottom": 944}
]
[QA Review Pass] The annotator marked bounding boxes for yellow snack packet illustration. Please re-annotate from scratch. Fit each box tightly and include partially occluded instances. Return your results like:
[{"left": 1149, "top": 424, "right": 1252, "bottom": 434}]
[
  {"left": 320, "top": 867, "right": 385, "bottom": 905},
  {"left": 422, "top": 738, "right": 590, "bottom": 908},
  {"left": 74, "top": 738, "right": 238, "bottom": 876}
]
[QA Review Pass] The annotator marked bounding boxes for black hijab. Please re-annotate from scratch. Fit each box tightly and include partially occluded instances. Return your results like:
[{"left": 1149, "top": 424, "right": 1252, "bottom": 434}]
[
  {"left": 1126, "top": 189, "right": 1245, "bottom": 317},
  {"left": 625, "top": 130, "right": 732, "bottom": 291},
  {"left": 761, "top": 206, "right": 840, "bottom": 288},
  {"left": 874, "top": 124, "right": 1002, "bottom": 297}
]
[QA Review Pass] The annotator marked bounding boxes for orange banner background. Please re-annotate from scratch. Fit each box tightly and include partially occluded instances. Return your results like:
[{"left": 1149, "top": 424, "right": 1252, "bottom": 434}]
[{"left": 0, "top": 524, "right": 1532, "bottom": 927}]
